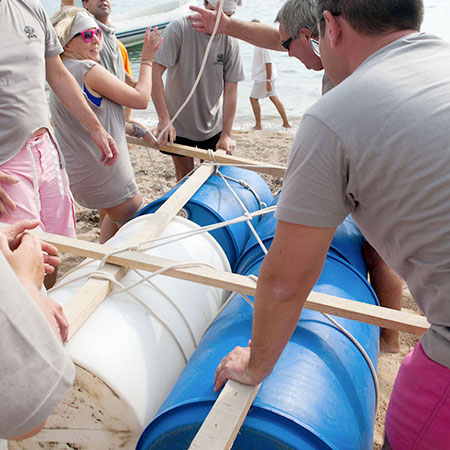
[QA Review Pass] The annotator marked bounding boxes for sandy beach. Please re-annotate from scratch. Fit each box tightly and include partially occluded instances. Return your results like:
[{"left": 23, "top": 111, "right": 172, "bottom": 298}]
[{"left": 61, "top": 128, "right": 421, "bottom": 449}]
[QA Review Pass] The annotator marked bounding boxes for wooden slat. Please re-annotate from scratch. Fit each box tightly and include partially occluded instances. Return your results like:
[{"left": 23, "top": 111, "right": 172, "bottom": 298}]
[
  {"left": 127, "top": 136, "right": 287, "bottom": 177},
  {"left": 62, "top": 163, "right": 215, "bottom": 340},
  {"left": 189, "top": 381, "right": 261, "bottom": 450},
  {"left": 27, "top": 228, "right": 429, "bottom": 336}
]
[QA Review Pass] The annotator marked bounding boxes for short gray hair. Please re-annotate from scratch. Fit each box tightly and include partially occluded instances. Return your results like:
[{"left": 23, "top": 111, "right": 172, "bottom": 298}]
[{"left": 275, "top": 0, "right": 318, "bottom": 38}]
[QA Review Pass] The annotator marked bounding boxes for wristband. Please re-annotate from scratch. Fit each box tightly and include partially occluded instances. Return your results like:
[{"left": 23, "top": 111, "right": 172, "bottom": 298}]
[{"left": 131, "top": 123, "right": 148, "bottom": 138}]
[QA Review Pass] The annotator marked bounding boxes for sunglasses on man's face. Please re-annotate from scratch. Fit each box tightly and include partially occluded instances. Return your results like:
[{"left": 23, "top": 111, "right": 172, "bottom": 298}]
[
  {"left": 75, "top": 28, "right": 102, "bottom": 43},
  {"left": 281, "top": 36, "right": 293, "bottom": 51}
]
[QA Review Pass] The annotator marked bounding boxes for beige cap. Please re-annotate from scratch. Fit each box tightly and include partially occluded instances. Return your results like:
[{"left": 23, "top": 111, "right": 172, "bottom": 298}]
[{"left": 207, "top": 0, "right": 242, "bottom": 14}]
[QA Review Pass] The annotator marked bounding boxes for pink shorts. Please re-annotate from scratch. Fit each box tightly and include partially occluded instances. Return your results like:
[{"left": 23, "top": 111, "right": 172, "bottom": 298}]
[
  {"left": 0, "top": 132, "right": 76, "bottom": 238},
  {"left": 385, "top": 340, "right": 450, "bottom": 450}
]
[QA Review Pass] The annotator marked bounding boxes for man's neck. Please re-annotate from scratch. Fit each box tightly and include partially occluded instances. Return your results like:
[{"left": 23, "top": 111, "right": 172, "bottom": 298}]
[{"left": 334, "top": 28, "right": 418, "bottom": 85}]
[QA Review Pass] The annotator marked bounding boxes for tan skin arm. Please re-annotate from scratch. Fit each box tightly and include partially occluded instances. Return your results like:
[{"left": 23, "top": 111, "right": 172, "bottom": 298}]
[
  {"left": 151, "top": 62, "right": 176, "bottom": 145},
  {"left": 214, "top": 220, "right": 335, "bottom": 390},
  {"left": 84, "top": 27, "right": 162, "bottom": 110},
  {"left": 266, "top": 62, "right": 273, "bottom": 91},
  {"left": 216, "top": 81, "right": 238, "bottom": 154},
  {"left": 189, "top": 5, "right": 285, "bottom": 51}
]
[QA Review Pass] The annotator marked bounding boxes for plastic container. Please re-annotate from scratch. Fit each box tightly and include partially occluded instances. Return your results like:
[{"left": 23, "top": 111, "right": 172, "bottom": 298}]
[
  {"left": 137, "top": 252, "right": 379, "bottom": 449},
  {"left": 137, "top": 166, "right": 273, "bottom": 269},
  {"left": 20, "top": 215, "right": 230, "bottom": 449}
]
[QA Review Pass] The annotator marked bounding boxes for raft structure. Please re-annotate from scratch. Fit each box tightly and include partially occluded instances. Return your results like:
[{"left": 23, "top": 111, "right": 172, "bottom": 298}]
[{"left": 7, "top": 141, "right": 429, "bottom": 450}]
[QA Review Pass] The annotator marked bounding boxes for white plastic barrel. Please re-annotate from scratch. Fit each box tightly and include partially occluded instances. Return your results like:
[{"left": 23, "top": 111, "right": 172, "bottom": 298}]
[{"left": 10, "top": 215, "right": 230, "bottom": 449}]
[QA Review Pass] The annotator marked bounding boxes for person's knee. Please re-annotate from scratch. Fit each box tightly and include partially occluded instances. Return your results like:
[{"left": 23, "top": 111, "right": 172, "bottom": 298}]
[{"left": 106, "top": 194, "right": 143, "bottom": 224}]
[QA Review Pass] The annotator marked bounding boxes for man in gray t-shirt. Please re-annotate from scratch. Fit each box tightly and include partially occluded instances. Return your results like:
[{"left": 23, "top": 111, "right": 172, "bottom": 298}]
[
  {"left": 213, "top": 1, "right": 450, "bottom": 448},
  {"left": 0, "top": 0, "right": 118, "bottom": 238},
  {"left": 152, "top": 0, "right": 244, "bottom": 181},
  {"left": 190, "top": 0, "right": 403, "bottom": 353}
]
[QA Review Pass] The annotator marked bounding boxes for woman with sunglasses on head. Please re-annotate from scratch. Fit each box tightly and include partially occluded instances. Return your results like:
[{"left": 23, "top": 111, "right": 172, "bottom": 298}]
[{"left": 49, "top": 8, "right": 162, "bottom": 243}]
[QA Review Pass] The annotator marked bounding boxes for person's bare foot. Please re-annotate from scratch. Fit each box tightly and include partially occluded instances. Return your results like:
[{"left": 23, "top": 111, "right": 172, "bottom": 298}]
[
  {"left": 380, "top": 329, "right": 401, "bottom": 353},
  {"left": 251, "top": 125, "right": 262, "bottom": 130},
  {"left": 282, "top": 122, "right": 291, "bottom": 128}
]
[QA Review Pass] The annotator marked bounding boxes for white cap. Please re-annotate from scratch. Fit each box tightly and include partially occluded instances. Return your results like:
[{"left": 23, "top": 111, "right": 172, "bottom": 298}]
[
  {"left": 207, "top": 0, "right": 242, "bottom": 14},
  {"left": 63, "top": 11, "right": 98, "bottom": 46}
]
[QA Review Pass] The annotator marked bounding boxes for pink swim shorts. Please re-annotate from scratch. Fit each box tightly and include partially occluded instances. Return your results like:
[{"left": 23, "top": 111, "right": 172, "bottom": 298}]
[
  {"left": 0, "top": 132, "right": 76, "bottom": 238},
  {"left": 385, "top": 340, "right": 450, "bottom": 450}
]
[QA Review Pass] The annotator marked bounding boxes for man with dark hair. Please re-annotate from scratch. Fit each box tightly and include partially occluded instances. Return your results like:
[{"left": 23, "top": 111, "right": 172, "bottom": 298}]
[
  {"left": 190, "top": 0, "right": 404, "bottom": 354},
  {"left": 212, "top": 1, "right": 450, "bottom": 449}
]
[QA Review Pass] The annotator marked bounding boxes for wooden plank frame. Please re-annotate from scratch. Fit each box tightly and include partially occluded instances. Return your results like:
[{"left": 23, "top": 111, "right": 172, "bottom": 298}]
[
  {"left": 0, "top": 141, "right": 429, "bottom": 450},
  {"left": 127, "top": 137, "right": 287, "bottom": 177}
]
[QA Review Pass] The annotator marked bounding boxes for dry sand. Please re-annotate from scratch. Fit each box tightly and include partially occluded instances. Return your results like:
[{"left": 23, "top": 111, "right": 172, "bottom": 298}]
[{"left": 62, "top": 128, "right": 421, "bottom": 449}]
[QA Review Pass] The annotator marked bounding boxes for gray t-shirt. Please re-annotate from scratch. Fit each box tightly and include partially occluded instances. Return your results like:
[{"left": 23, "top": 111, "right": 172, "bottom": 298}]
[
  {"left": 0, "top": 0, "right": 62, "bottom": 164},
  {"left": 0, "top": 252, "right": 74, "bottom": 439},
  {"left": 49, "top": 59, "right": 138, "bottom": 209},
  {"left": 154, "top": 16, "right": 244, "bottom": 141},
  {"left": 277, "top": 32, "right": 450, "bottom": 369},
  {"left": 97, "top": 19, "right": 125, "bottom": 82}
]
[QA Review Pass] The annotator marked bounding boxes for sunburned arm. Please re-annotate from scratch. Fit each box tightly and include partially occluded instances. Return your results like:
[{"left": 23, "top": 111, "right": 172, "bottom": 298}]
[
  {"left": 214, "top": 220, "right": 335, "bottom": 390},
  {"left": 189, "top": 5, "right": 285, "bottom": 51},
  {"left": 84, "top": 64, "right": 151, "bottom": 109},
  {"left": 85, "top": 27, "right": 162, "bottom": 110}
]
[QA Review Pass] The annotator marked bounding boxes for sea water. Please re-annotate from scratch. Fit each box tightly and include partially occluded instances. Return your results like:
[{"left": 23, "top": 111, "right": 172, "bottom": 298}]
[{"left": 42, "top": 0, "right": 450, "bottom": 130}]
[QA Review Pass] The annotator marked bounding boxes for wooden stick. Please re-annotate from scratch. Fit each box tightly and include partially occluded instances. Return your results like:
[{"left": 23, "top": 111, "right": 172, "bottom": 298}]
[
  {"left": 127, "top": 137, "right": 287, "bottom": 177},
  {"left": 29, "top": 228, "right": 429, "bottom": 336},
  {"left": 189, "top": 381, "right": 261, "bottom": 450},
  {"left": 63, "top": 163, "right": 215, "bottom": 340}
]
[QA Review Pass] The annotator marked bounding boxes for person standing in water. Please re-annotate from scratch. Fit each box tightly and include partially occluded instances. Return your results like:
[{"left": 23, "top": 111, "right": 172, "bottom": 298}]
[{"left": 249, "top": 19, "right": 291, "bottom": 130}]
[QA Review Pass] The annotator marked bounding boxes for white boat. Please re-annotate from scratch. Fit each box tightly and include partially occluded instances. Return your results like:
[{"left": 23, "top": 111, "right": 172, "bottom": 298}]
[{"left": 113, "top": 0, "right": 197, "bottom": 47}]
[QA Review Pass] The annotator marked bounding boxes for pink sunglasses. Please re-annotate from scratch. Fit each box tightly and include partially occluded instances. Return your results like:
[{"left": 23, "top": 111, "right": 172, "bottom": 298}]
[{"left": 75, "top": 28, "right": 102, "bottom": 43}]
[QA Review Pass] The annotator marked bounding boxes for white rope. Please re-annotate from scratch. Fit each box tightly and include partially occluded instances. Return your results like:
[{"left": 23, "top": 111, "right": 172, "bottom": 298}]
[
  {"left": 88, "top": 269, "right": 190, "bottom": 362},
  {"left": 136, "top": 206, "right": 277, "bottom": 254}
]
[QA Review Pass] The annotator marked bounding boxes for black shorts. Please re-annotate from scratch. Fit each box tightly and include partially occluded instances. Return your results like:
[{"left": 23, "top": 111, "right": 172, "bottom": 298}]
[{"left": 160, "top": 132, "right": 222, "bottom": 157}]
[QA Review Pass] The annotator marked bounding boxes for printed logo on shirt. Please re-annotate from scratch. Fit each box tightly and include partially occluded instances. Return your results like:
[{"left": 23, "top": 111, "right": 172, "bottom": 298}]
[
  {"left": 214, "top": 53, "right": 224, "bottom": 65},
  {"left": 24, "top": 26, "right": 40, "bottom": 44}
]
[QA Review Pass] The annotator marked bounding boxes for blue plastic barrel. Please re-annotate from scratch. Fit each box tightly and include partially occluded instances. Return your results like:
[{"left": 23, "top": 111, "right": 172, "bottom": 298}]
[
  {"left": 137, "top": 166, "right": 273, "bottom": 269},
  {"left": 235, "top": 194, "right": 367, "bottom": 275},
  {"left": 137, "top": 252, "right": 380, "bottom": 449}
]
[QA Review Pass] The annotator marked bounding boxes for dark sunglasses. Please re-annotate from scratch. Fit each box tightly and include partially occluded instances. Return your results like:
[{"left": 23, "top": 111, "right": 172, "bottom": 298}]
[
  {"left": 75, "top": 28, "right": 102, "bottom": 43},
  {"left": 281, "top": 36, "right": 293, "bottom": 51}
]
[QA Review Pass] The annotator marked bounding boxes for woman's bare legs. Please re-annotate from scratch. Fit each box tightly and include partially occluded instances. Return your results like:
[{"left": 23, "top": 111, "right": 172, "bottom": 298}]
[{"left": 98, "top": 193, "right": 142, "bottom": 243}]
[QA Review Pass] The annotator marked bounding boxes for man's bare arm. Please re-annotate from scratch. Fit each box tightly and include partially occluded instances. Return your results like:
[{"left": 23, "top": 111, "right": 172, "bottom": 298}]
[
  {"left": 189, "top": 5, "right": 285, "bottom": 51},
  {"left": 214, "top": 220, "right": 335, "bottom": 390}
]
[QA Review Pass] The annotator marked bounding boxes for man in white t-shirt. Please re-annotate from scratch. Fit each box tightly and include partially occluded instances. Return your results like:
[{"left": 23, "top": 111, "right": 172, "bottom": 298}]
[{"left": 249, "top": 20, "right": 290, "bottom": 130}]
